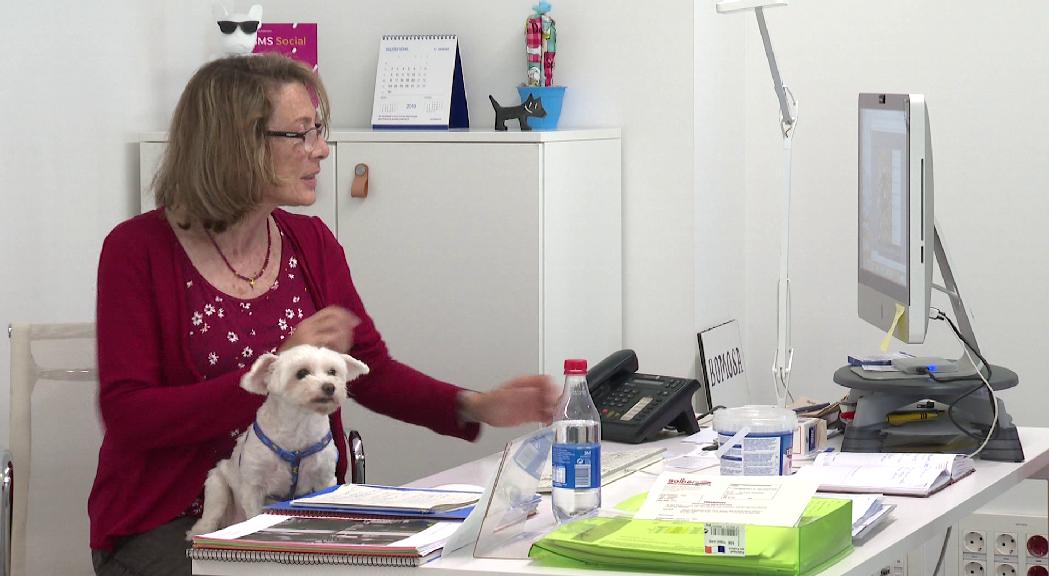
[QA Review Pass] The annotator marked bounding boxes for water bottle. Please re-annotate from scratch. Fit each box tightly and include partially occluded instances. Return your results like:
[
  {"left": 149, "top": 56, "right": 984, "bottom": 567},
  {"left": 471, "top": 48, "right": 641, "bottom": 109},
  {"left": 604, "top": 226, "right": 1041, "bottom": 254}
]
[{"left": 551, "top": 358, "right": 601, "bottom": 524}]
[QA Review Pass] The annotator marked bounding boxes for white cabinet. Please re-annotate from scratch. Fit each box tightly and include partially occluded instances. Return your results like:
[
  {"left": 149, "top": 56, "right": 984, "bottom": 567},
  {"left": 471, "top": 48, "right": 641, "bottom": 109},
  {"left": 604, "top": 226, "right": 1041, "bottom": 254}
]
[
  {"left": 140, "top": 129, "right": 622, "bottom": 485},
  {"left": 332, "top": 129, "right": 622, "bottom": 484}
]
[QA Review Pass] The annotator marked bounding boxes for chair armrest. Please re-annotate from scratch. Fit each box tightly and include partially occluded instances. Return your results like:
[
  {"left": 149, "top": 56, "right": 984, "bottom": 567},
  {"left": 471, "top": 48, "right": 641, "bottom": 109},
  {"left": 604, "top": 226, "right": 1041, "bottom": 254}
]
[{"left": 347, "top": 431, "right": 365, "bottom": 485}]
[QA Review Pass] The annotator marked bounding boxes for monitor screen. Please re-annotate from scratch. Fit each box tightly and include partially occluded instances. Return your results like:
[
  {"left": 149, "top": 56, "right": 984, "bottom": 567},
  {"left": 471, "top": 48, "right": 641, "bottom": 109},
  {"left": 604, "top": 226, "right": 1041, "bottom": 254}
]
[
  {"left": 857, "top": 93, "right": 933, "bottom": 344},
  {"left": 859, "top": 105, "right": 909, "bottom": 303}
]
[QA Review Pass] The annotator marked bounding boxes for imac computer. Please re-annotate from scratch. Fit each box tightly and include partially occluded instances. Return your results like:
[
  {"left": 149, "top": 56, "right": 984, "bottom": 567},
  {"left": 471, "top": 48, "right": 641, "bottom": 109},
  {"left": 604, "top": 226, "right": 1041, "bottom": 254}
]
[
  {"left": 833, "top": 93, "right": 1024, "bottom": 461},
  {"left": 857, "top": 93, "right": 933, "bottom": 346}
]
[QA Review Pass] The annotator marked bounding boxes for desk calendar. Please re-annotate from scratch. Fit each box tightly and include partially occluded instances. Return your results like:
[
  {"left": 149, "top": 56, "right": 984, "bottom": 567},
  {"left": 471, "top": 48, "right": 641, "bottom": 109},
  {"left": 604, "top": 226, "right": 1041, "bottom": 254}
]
[{"left": 370, "top": 34, "right": 469, "bottom": 129}]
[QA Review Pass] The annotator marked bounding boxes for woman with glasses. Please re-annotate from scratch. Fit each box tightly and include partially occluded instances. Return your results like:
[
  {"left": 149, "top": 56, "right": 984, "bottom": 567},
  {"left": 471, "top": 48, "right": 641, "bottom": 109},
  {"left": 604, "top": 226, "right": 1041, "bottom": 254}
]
[{"left": 88, "top": 54, "right": 558, "bottom": 576}]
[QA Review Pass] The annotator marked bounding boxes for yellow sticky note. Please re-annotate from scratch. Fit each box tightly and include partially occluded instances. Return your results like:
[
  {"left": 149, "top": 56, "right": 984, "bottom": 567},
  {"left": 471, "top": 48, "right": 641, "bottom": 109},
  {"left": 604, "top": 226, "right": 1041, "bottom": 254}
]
[{"left": 879, "top": 303, "right": 905, "bottom": 352}]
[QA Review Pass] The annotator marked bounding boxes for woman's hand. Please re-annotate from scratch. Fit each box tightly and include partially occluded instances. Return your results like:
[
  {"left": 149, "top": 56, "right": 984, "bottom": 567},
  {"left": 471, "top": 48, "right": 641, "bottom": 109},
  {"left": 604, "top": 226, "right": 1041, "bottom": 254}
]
[
  {"left": 458, "top": 375, "right": 559, "bottom": 427},
  {"left": 279, "top": 305, "right": 359, "bottom": 353}
]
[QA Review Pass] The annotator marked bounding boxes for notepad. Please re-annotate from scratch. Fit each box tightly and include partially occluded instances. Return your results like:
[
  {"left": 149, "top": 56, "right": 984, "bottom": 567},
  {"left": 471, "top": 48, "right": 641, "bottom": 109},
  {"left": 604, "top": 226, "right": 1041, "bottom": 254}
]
[{"left": 797, "top": 452, "right": 974, "bottom": 497}]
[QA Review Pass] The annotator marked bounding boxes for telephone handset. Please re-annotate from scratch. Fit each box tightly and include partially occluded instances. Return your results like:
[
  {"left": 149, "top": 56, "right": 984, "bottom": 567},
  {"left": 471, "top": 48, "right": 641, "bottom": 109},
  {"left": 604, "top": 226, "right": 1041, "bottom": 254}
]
[{"left": 586, "top": 349, "right": 702, "bottom": 444}]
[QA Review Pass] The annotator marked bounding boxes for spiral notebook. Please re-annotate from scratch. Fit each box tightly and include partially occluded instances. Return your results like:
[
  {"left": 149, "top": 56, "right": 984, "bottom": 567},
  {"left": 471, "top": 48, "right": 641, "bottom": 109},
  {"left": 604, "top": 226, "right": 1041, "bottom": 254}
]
[
  {"left": 189, "top": 514, "right": 458, "bottom": 568},
  {"left": 187, "top": 547, "right": 441, "bottom": 567},
  {"left": 370, "top": 34, "right": 469, "bottom": 129}
]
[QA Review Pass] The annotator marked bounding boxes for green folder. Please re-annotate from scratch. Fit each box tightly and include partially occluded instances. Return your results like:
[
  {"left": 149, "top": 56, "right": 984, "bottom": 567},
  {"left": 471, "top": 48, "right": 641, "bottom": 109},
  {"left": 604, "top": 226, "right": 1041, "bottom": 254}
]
[{"left": 529, "top": 497, "right": 852, "bottom": 575}]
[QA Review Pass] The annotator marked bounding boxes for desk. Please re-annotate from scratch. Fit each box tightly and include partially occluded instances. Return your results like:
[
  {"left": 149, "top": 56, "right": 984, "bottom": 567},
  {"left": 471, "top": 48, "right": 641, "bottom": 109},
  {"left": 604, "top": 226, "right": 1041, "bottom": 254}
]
[{"left": 193, "top": 426, "right": 1049, "bottom": 576}]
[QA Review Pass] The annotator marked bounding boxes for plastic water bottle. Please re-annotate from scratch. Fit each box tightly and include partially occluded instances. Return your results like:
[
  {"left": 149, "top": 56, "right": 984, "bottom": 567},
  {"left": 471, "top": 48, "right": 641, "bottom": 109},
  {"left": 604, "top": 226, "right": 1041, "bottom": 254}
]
[{"left": 551, "top": 358, "right": 601, "bottom": 524}]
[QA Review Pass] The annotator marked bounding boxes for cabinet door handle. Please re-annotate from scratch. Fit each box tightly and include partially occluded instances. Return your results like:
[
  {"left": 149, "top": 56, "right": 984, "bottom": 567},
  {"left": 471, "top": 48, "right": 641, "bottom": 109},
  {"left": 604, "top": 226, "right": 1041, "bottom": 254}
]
[{"left": 351, "top": 163, "right": 369, "bottom": 198}]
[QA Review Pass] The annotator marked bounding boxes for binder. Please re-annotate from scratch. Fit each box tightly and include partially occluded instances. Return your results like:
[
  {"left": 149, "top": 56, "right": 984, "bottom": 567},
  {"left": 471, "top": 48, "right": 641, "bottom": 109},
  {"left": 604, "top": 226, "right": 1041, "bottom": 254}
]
[{"left": 370, "top": 34, "right": 469, "bottom": 129}]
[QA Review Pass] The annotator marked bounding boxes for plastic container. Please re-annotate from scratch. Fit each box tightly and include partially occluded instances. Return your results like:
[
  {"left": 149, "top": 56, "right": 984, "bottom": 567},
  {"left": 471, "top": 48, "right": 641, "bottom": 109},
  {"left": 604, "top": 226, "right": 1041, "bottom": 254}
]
[
  {"left": 713, "top": 405, "right": 797, "bottom": 476},
  {"left": 551, "top": 358, "right": 601, "bottom": 524},
  {"left": 516, "top": 85, "right": 566, "bottom": 130}
]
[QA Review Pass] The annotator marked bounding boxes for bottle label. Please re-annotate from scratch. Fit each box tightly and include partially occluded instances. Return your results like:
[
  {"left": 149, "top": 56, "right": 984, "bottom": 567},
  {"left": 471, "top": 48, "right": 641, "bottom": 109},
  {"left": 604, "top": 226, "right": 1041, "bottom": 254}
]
[{"left": 551, "top": 443, "right": 601, "bottom": 489}]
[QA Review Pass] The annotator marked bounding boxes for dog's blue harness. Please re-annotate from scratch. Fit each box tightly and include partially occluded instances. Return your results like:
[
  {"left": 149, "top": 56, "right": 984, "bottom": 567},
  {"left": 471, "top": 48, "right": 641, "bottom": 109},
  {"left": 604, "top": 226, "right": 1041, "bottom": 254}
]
[{"left": 247, "top": 421, "right": 333, "bottom": 500}]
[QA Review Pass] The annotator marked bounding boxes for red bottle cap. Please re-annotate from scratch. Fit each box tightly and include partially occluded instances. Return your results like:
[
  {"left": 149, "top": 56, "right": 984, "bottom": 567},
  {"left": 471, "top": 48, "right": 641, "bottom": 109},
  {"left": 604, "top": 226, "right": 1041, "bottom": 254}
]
[{"left": 564, "top": 359, "right": 588, "bottom": 374}]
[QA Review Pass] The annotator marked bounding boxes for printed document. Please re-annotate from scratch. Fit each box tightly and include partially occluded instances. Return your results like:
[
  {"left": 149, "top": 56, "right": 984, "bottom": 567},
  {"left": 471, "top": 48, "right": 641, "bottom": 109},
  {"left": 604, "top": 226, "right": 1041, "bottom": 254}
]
[
  {"left": 796, "top": 452, "right": 974, "bottom": 496},
  {"left": 634, "top": 473, "right": 818, "bottom": 527}
]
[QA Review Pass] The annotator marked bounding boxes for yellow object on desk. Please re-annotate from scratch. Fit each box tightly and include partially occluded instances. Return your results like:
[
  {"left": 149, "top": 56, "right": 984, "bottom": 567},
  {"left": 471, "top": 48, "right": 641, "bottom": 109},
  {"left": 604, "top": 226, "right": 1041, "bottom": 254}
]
[{"left": 887, "top": 410, "right": 942, "bottom": 426}]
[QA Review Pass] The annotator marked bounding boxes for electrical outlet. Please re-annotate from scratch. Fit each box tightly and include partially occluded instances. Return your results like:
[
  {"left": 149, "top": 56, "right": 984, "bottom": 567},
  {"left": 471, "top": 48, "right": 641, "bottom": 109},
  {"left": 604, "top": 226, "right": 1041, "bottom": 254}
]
[
  {"left": 998, "top": 533, "right": 1020, "bottom": 556},
  {"left": 965, "top": 560, "right": 987, "bottom": 576},
  {"left": 996, "top": 563, "right": 1018, "bottom": 576},
  {"left": 959, "top": 513, "right": 1049, "bottom": 576},
  {"left": 1028, "top": 534, "right": 1048, "bottom": 558},
  {"left": 965, "top": 531, "right": 988, "bottom": 553}
]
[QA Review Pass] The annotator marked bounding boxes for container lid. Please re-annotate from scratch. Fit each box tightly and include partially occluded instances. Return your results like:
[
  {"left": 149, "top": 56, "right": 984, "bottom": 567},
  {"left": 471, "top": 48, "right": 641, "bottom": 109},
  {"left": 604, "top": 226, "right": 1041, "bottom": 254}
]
[
  {"left": 564, "top": 359, "right": 587, "bottom": 374},
  {"left": 713, "top": 405, "right": 797, "bottom": 434}
]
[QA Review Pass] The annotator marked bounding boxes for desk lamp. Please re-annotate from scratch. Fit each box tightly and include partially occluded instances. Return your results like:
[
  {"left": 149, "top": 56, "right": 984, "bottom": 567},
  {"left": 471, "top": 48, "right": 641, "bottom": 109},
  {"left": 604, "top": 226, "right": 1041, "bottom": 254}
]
[{"left": 716, "top": 0, "right": 796, "bottom": 407}]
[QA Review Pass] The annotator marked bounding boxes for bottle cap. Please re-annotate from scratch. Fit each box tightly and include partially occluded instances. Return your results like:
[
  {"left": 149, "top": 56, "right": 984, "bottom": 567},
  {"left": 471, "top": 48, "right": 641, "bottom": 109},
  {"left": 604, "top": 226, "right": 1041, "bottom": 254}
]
[{"left": 564, "top": 359, "right": 587, "bottom": 374}]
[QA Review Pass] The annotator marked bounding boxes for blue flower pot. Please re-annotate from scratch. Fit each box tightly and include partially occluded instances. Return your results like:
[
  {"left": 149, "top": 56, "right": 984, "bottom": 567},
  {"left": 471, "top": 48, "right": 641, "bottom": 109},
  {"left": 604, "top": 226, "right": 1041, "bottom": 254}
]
[{"left": 516, "top": 85, "right": 566, "bottom": 130}]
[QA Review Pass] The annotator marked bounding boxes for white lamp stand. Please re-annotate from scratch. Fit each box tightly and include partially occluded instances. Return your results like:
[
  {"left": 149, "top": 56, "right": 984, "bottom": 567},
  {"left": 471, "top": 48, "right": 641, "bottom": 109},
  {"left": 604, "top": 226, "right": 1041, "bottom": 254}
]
[{"left": 717, "top": 0, "right": 797, "bottom": 407}]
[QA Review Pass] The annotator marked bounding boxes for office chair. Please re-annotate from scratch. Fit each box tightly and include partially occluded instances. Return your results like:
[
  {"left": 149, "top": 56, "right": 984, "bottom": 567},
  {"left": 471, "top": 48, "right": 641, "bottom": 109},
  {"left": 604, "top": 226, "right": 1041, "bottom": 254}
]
[
  {"left": 7, "top": 322, "right": 99, "bottom": 576},
  {"left": 3, "top": 323, "right": 365, "bottom": 576}
]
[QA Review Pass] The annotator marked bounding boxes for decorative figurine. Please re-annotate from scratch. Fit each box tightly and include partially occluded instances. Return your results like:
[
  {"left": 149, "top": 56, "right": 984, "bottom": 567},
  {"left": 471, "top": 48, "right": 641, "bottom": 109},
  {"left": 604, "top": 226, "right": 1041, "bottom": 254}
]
[
  {"left": 489, "top": 94, "right": 547, "bottom": 131},
  {"left": 213, "top": 2, "right": 263, "bottom": 57},
  {"left": 525, "top": 1, "right": 557, "bottom": 87}
]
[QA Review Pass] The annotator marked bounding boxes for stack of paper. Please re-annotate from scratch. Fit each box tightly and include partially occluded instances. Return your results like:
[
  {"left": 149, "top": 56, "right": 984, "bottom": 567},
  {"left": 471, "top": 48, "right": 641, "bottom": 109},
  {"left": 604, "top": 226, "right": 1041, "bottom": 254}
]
[
  {"left": 796, "top": 452, "right": 974, "bottom": 496},
  {"left": 848, "top": 352, "right": 913, "bottom": 372},
  {"left": 828, "top": 493, "right": 896, "bottom": 540}
]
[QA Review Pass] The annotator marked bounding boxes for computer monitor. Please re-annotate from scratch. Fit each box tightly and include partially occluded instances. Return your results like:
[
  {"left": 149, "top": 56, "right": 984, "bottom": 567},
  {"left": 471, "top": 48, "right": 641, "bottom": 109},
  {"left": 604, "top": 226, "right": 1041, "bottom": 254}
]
[{"left": 857, "top": 93, "right": 934, "bottom": 344}]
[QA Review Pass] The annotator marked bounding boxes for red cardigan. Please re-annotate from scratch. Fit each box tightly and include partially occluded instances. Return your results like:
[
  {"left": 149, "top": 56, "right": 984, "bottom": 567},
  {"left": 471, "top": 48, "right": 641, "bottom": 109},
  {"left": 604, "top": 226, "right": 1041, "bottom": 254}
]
[{"left": 88, "top": 209, "right": 479, "bottom": 550}]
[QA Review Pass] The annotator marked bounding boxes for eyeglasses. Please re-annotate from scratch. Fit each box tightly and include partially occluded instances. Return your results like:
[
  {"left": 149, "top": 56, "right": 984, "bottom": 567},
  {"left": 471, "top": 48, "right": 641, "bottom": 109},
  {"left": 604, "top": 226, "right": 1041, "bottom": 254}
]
[
  {"left": 217, "top": 20, "right": 260, "bottom": 35},
  {"left": 264, "top": 124, "right": 326, "bottom": 152}
]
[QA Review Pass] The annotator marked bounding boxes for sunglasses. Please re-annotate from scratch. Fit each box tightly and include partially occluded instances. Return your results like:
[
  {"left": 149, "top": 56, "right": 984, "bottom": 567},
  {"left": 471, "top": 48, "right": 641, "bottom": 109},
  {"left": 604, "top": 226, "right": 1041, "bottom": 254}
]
[{"left": 217, "top": 20, "right": 260, "bottom": 35}]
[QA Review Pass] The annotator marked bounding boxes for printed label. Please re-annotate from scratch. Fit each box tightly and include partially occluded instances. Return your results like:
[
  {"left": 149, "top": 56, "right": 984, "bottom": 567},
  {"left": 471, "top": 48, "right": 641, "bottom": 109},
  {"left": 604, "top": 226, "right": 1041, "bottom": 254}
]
[
  {"left": 704, "top": 523, "right": 745, "bottom": 556},
  {"left": 551, "top": 443, "right": 601, "bottom": 490},
  {"left": 717, "top": 431, "right": 793, "bottom": 476}
]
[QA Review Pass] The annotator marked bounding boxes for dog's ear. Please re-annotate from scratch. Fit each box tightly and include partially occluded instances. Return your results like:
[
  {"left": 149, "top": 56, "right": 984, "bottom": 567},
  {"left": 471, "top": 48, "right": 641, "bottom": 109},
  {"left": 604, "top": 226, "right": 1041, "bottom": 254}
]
[
  {"left": 341, "top": 354, "right": 371, "bottom": 383},
  {"left": 241, "top": 353, "right": 278, "bottom": 395}
]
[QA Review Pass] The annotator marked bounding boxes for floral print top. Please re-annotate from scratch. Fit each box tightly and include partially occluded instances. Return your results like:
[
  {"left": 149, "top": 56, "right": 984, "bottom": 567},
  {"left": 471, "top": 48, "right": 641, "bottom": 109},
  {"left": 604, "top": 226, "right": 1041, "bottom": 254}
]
[
  {"left": 177, "top": 225, "right": 317, "bottom": 516},
  {"left": 183, "top": 228, "right": 317, "bottom": 380}
]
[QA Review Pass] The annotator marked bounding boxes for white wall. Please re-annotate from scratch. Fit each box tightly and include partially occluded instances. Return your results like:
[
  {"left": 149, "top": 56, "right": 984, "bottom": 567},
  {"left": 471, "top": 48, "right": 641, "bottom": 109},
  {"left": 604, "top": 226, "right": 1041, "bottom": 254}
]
[
  {"left": 0, "top": 1, "right": 710, "bottom": 463},
  {"left": 694, "top": 4, "right": 749, "bottom": 391},
  {"left": 740, "top": 0, "right": 1049, "bottom": 508}
]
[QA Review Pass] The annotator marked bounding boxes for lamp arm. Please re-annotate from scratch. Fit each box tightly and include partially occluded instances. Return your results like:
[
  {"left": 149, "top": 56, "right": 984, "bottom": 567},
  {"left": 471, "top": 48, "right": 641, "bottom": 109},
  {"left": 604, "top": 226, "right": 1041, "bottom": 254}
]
[
  {"left": 755, "top": 6, "right": 796, "bottom": 406},
  {"left": 755, "top": 7, "right": 797, "bottom": 137}
]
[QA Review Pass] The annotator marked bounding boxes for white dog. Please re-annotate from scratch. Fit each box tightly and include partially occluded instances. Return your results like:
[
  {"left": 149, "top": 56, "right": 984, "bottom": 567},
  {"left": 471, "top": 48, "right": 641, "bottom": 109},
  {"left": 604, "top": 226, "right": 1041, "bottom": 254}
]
[{"left": 188, "top": 345, "right": 369, "bottom": 537}]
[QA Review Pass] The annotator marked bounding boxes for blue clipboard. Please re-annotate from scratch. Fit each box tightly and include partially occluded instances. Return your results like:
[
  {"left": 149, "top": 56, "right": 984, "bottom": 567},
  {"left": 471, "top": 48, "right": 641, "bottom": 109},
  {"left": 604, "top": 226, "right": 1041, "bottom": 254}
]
[{"left": 264, "top": 484, "right": 477, "bottom": 520}]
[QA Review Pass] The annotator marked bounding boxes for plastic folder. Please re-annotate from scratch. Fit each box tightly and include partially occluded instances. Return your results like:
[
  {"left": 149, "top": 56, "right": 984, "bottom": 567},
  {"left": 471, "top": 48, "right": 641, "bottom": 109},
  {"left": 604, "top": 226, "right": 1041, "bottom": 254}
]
[{"left": 529, "top": 497, "right": 853, "bottom": 576}]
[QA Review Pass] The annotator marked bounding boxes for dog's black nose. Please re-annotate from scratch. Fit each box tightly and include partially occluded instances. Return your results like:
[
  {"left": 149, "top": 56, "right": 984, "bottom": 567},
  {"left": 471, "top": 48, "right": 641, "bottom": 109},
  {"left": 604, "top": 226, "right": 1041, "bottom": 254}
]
[{"left": 322, "top": 383, "right": 336, "bottom": 396}]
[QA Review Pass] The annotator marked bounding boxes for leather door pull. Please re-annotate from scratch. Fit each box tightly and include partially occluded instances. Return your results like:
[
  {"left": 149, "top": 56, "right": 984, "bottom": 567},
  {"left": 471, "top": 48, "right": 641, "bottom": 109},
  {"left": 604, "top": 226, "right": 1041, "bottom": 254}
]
[{"left": 351, "top": 163, "right": 369, "bottom": 198}]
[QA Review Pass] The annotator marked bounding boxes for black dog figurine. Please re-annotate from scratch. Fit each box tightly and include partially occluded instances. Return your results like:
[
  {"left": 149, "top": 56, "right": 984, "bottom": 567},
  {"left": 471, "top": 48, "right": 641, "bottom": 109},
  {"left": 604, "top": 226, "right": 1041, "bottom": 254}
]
[{"left": 489, "top": 94, "right": 547, "bottom": 131}]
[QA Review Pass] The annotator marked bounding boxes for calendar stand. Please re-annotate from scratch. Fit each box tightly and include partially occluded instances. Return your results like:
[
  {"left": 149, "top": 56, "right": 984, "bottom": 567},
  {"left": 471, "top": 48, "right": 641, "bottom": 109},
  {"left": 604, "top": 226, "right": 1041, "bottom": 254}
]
[{"left": 371, "top": 34, "right": 470, "bottom": 130}]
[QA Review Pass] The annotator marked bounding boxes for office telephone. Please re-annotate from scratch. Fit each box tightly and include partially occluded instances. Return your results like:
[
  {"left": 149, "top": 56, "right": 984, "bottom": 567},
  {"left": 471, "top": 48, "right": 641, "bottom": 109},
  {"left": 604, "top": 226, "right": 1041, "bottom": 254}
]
[{"left": 587, "top": 350, "right": 702, "bottom": 444}]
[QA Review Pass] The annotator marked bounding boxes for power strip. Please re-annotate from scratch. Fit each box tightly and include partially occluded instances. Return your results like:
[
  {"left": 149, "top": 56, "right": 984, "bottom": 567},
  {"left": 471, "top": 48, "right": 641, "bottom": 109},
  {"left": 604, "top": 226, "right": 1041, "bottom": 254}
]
[{"left": 958, "top": 513, "right": 1048, "bottom": 576}]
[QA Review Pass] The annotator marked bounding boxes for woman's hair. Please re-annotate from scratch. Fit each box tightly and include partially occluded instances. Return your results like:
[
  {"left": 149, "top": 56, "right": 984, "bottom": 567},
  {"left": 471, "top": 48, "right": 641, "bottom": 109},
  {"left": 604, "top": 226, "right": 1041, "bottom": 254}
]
[{"left": 153, "top": 54, "right": 330, "bottom": 231}]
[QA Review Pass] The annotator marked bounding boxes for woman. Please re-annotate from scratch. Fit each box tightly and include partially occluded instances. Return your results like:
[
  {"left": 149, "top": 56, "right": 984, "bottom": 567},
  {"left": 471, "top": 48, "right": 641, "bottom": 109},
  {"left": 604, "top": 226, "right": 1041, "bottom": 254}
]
[{"left": 88, "top": 54, "right": 557, "bottom": 576}]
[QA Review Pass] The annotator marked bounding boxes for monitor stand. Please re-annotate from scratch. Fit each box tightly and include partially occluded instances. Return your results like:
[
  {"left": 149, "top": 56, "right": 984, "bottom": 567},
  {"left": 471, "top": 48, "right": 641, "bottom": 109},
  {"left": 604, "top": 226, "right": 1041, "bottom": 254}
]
[
  {"left": 833, "top": 365, "right": 1024, "bottom": 461},
  {"left": 835, "top": 224, "right": 1025, "bottom": 461}
]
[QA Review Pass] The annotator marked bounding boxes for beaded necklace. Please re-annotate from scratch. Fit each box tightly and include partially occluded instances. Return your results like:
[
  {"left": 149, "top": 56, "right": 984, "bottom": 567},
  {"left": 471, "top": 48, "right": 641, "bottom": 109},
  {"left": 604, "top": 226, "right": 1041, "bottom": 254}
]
[{"left": 205, "top": 218, "right": 273, "bottom": 288}]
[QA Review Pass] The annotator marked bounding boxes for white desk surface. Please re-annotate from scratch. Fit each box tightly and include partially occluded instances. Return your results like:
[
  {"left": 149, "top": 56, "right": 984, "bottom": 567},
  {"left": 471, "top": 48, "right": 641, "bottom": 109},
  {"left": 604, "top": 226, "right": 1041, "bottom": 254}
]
[{"left": 193, "top": 426, "right": 1049, "bottom": 576}]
